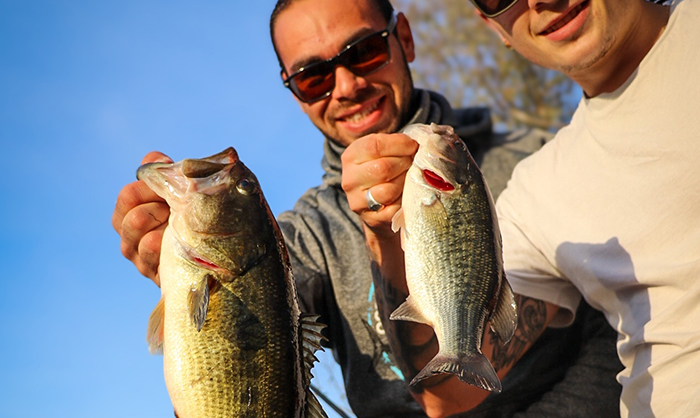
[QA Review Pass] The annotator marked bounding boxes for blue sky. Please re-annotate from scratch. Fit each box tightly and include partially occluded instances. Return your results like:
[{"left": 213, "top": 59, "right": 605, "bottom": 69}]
[{"left": 0, "top": 1, "right": 353, "bottom": 417}]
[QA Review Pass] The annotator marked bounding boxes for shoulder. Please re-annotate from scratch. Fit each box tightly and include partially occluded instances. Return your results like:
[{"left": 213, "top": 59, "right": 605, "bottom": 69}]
[{"left": 479, "top": 127, "right": 553, "bottom": 200}]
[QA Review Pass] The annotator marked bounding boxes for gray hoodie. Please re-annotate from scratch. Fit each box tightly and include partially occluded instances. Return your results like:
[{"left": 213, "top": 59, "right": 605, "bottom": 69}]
[{"left": 278, "top": 90, "right": 621, "bottom": 418}]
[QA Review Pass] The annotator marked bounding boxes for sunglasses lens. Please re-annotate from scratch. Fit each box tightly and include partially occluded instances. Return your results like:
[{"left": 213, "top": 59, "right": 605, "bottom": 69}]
[
  {"left": 475, "top": 0, "right": 517, "bottom": 16},
  {"left": 344, "top": 32, "right": 390, "bottom": 76},
  {"left": 290, "top": 63, "right": 335, "bottom": 102},
  {"left": 286, "top": 27, "right": 392, "bottom": 102}
]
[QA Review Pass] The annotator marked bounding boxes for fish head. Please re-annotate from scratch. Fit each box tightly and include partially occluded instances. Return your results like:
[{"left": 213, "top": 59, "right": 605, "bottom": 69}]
[
  {"left": 403, "top": 123, "right": 473, "bottom": 193},
  {"left": 137, "top": 147, "right": 277, "bottom": 274}
]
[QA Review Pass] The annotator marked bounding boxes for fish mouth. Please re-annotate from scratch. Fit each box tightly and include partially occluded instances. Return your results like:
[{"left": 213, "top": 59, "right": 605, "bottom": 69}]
[{"left": 538, "top": 0, "right": 589, "bottom": 36}]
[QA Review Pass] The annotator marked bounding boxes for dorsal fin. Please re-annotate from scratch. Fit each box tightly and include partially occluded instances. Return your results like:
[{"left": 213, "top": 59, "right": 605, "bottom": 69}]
[
  {"left": 489, "top": 280, "right": 518, "bottom": 344},
  {"left": 304, "top": 389, "right": 328, "bottom": 418},
  {"left": 300, "top": 314, "right": 329, "bottom": 418},
  {"left": 300, "top": 314, "right": 327, "bottom": 380}
]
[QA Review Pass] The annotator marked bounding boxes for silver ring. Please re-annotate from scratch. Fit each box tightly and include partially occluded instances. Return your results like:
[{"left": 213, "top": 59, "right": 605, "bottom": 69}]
[{"left": 366, "top": 189, "right": 384, "bottom": 211}]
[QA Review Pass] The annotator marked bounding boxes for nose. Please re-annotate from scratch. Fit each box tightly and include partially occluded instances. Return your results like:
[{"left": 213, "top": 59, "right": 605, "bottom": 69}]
[{"left": 331, "top": 65, "right": 368, "bottom": 100}]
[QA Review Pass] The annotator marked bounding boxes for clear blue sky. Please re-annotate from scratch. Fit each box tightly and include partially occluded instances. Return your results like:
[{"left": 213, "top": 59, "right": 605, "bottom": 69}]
[{"left": 0, "top": 1, "right": 352, "bottom": 417}]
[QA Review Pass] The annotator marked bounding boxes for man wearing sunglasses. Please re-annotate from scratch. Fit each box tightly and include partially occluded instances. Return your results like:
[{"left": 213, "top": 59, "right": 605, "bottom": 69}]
[
  {"left": 113, "top": 0, "right": 623, "bottom": 416},
  {"left": 344, "top": 0, "right": 700, "bottom": 416}
]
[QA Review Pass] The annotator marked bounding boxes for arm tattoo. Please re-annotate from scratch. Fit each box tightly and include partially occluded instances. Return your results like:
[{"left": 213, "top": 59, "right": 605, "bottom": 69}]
[{"left": 489, "top": 295, "right": 547, "bottom": 371}]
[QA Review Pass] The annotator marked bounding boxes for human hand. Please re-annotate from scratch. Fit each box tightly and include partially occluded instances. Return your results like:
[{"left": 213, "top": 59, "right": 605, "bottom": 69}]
[
  {"left": 112, "top": 151, "right": 173, "bottom": 287},
  {"left": 341, "top": 132, "right": 418, "bottom": 238}
]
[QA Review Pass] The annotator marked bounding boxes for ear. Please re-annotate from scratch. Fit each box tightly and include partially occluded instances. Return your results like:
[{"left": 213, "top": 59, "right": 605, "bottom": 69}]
[
  {"left": 476, "top": 9, "right": 512, "bottom": 48},
  {"left": 395, "top": 12, "right": 415, "bottom": 63}
]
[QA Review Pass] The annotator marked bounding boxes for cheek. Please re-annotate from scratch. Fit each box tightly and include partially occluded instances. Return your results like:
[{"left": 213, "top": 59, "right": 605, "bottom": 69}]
[{"left": 302, "top": 102, "right": 328, "bottom": 125}]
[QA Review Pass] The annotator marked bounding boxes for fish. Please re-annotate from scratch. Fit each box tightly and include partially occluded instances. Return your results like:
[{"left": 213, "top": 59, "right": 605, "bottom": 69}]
[
  {"left": 137, "top": 147, "right": 328, "bottom": 418},
  {"left": 390, "top": 123, "right": 518, "bottom": 392}
]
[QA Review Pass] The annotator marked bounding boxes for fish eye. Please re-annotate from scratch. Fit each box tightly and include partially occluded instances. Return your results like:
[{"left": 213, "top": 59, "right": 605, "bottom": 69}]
[{"left": 236, "top": 178, "right": 257, "bottom": 195}]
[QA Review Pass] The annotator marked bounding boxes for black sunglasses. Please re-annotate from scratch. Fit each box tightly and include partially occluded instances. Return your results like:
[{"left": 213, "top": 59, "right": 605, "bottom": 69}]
[
  {"left": 469, "top": 0, "right": 519, "bottom": 18},
  {"left": 282, "top": 12, "right": 398, "bottom": 103}
]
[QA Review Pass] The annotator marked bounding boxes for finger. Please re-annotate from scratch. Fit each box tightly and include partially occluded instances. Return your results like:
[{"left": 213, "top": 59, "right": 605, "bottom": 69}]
[
  {"left": 346, "top": 176, "right": 404, "bottom": 215},
  {"left": 361, "top": 155, "right": 414, "bottom": 185},
  {"left": 120, "top": 202, "right": 170, "bottom": 261},
  {"left": 142, "top": 151, "right": 173, "bottom": 165},
  {"left": 113, "top": 181, "right": 167, "bottom": 234},
  {"left": 343, "top": 133, "right": 418, "bottom": 164},
  {"left": 133, "top": 227, "right": 165, "bottom": 283},
  {"left": 152, "top": 272, "right": 161, "bottom": 288},
  {"left": 366, "top": 181, "right": 405, "bottom": 209},
  {"left": 358, "top": 198, "right": 402, "bottom": 235},
  {"left": 342, "top": 155, "right": 413, "bottom": 196}
]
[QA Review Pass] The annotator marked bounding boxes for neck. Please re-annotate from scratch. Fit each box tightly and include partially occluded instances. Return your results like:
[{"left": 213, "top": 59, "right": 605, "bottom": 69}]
[{"left": 577, "top": 1, "right": 670, "bottom": 97}]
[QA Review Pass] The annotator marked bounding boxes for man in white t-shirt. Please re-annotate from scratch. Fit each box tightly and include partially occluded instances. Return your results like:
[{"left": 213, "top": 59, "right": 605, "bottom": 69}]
[{"left": 341, "top": 0, "right": 699, "bottom": 416}]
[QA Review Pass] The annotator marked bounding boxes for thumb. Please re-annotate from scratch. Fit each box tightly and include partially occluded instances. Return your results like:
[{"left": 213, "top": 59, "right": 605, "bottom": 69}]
[{"left": 142, "top": 151, "right": 173, "bottom": 165}]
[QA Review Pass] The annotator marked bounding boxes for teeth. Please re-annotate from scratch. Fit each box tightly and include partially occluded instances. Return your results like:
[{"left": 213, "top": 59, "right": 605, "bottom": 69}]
[
  {"left": 345, "top": 100, "right": 380, "bottom": 124},
  {"left": 543, "top": 2, "right": 585, "bottom": 35}
]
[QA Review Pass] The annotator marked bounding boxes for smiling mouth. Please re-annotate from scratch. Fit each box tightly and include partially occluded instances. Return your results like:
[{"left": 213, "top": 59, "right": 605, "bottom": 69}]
[
  {"left": 540, "top": 1, "right": 588, "bottom": 35},
  {"left": 341, "top": 98, "right": 382, "bottom": 124}
]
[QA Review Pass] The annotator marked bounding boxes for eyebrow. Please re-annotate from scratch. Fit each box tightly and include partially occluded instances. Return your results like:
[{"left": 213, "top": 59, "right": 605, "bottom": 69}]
[{"left": 288, "top": 26, "right": 379, "bottom": 74}]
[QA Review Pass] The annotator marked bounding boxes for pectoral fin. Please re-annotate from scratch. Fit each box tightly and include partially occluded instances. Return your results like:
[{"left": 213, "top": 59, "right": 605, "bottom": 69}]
[
  {"left": 147, "top": 297, "right": 165, "bottom": 355},
  {"left": 188, "top": 275, "right": 213, "bottom": 332},
  {"left": 391, "top": 208, "right": 405, "bottom": 233}
]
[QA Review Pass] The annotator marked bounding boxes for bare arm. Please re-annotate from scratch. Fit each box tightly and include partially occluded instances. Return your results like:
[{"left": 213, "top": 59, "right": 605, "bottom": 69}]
[
  {"left": 342, "top": 133, "right": 559, "bottom": 417},
  {"left": 112, "top": 151, "right": 172, "bottom": 286}
]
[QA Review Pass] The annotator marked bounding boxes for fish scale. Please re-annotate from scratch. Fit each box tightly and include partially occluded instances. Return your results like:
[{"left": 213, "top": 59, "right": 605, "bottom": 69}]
[{"left": 392, "top": 123, "right": 517, "bottom": 392}]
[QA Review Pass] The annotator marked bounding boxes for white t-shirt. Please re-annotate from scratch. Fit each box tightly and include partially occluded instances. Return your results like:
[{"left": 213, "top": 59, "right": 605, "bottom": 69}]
[{"left": 496, "top": 0, "right": 700, "bottom": 416}]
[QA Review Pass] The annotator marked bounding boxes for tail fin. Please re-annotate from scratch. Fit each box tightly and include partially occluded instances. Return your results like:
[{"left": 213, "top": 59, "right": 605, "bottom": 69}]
[{"left": 409, "top": 352, "right": 502, "bottom": 393}]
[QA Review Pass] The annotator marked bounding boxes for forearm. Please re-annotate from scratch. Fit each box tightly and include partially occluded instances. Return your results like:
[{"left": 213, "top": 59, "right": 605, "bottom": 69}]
[{"left": 364, "top": 225, "right": 436, "bottom": 377}]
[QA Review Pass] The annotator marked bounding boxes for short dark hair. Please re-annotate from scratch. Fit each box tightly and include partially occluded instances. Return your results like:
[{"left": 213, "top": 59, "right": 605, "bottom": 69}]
[{"left": 270, "top": 0, "right": 395, "bottom": 72}]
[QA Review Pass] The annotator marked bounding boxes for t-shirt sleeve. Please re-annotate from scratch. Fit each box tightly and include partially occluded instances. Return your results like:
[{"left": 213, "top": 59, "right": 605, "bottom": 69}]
[{"left": 496, "top": 181, "right": 582, "bottom": 328}]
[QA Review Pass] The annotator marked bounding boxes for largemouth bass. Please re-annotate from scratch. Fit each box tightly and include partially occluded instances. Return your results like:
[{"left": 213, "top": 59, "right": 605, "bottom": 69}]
[
  {"left": 137, "top": 147, "right": 328, "bottom": 418},
  {"left": 391, "top": 123, "right": 517, "bottom": 392}
]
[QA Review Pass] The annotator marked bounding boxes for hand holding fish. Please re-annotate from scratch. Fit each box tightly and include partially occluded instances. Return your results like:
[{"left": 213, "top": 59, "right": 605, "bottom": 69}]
[
  {"left": 340, "top": 132, "right": 418, "bottom": 236},
  {"left": 112, "top": 151, "right": 173, "bottom": 286}
]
